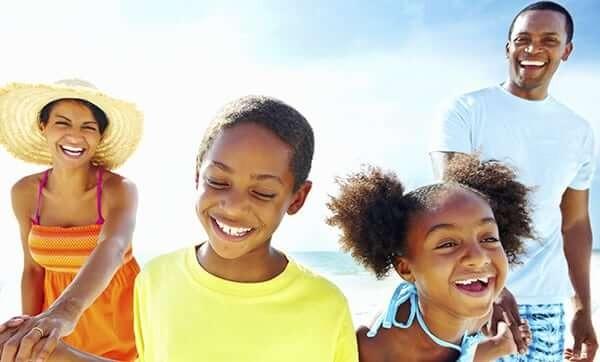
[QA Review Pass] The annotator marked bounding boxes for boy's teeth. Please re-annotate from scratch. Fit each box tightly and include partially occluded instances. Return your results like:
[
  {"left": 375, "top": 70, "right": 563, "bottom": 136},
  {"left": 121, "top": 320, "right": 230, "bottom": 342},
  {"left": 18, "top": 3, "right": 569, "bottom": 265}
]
[{"left": 215, "top": 219, "right": 252, "bottom": 236}]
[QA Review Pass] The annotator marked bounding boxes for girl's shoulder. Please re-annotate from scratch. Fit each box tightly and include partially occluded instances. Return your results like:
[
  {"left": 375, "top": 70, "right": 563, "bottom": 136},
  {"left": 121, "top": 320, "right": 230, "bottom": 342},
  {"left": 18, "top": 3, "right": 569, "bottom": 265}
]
[{"left": 357, "top": 322, "right": 413, "bottom": 361}]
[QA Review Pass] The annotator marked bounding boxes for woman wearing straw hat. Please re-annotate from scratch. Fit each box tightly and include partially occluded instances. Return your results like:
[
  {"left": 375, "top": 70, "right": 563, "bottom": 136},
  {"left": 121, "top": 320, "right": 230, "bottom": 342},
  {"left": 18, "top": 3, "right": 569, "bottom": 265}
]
[{"left": 0, "top": 80, "right": 142, "bottom": 361}]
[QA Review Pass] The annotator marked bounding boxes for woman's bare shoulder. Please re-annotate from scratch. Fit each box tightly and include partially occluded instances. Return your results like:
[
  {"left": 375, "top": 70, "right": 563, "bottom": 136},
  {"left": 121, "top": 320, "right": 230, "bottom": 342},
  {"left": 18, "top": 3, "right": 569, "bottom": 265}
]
[{"left": 11, "top": 172, "right": 45, "bottom": 198}]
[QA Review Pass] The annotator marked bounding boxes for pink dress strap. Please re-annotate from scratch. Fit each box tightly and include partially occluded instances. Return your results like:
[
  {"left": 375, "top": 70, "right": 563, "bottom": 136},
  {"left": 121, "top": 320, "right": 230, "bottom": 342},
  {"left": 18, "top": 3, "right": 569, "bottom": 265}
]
[
  {"left": 32, "top": 170, "right": 51, "bottom": 225},
  {"left": 96, "top": 167, "right": 105, "bottom": 225}
]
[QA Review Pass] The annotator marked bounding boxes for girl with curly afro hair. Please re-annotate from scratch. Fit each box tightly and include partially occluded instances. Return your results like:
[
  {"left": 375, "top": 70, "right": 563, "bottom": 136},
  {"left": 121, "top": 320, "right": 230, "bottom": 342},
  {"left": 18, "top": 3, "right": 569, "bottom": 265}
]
[{"left": 327, "top": 154, "right": 535, "bottom": 362}]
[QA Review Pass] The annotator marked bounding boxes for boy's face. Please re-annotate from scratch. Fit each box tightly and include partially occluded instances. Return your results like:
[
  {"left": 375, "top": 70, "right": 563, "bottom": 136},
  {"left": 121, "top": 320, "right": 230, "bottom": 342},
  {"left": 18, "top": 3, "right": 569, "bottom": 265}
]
[
  {"left": 196, "top": 122, "right": 311, "bottom": 260},
  {"left": 397, "top": 188, "right": 508, "bottom": 320}
]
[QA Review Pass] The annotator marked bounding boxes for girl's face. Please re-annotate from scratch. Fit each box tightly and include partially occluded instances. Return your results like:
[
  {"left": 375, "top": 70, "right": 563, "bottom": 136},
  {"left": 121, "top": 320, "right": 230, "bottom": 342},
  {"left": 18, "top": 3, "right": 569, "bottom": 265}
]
[
  {"left": 41, "top": 100, "right": 102, "bottom": 168},
  {"left": 398, "top": 188, "right": 508, "bottom": 319},
  {"left": 195, "top": 122, "right": 311, "bottom": 260}
]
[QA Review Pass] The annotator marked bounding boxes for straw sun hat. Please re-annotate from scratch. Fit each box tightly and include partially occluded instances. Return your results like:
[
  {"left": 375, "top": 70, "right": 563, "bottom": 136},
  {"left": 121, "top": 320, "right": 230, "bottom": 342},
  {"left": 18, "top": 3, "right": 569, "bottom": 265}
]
[{"left": 0, "top": 79, "right": 143, "bottom": 169}]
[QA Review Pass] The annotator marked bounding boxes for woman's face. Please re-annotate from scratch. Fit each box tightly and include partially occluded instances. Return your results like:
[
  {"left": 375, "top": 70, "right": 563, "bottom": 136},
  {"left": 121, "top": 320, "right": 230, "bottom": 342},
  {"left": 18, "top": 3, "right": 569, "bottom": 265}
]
[
  {"left": 398, "top": 188, "right": 508, "bottom": 320},
  {"left": 41, "top": 100, "right": 102, "bottom": 169}
]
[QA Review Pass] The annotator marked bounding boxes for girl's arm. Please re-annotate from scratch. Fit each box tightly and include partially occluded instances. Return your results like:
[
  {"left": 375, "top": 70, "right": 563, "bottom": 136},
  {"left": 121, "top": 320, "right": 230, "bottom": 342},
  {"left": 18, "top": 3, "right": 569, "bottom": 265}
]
[
  {"left": 1, "top": 176, "right": 138, "bottom": 362},
  {"left": 11, "top": 178, "right": 45, "bottom": 315}
]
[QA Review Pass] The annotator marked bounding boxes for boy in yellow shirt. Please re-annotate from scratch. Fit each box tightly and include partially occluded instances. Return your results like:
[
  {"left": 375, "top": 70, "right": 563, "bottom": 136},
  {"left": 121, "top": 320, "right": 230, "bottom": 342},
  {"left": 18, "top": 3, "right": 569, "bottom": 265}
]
[{"left": 0, "top": 96, "right": 358, "bottom": 362}]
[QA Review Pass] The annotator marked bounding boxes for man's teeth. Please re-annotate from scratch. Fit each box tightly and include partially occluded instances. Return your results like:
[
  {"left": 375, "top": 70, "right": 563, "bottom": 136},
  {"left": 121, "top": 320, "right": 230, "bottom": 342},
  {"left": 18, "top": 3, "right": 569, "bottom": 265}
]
[
  {"left": 215, "top": 219, "right": 252, "bottom": 236},
  {"left": 520, "top": 60, "right": 545, "bottom": 66},
  {"left": 455, "top": 277, "right": 489, "bottom": 285}
]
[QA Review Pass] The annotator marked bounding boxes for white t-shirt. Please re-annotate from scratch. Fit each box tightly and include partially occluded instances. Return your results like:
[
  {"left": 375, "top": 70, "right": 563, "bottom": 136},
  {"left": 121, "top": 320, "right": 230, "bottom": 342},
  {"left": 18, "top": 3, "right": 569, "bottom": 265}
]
[{"left": 429, "top": 85, "right": 595, "bottom": 305}]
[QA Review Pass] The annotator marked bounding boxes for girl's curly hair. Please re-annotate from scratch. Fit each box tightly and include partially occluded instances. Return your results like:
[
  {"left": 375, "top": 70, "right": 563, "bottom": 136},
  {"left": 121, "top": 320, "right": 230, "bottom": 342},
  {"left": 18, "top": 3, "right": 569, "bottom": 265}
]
[{"left": 326, "top": 154, "right": 534, "bottom": 279}]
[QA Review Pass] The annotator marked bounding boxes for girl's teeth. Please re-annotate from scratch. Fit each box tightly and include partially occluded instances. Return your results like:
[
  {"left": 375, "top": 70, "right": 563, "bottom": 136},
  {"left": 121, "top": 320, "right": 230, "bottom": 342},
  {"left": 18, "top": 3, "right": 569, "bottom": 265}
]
[{"left": 455, "top": 277, "right": 490, "bottom": 285}]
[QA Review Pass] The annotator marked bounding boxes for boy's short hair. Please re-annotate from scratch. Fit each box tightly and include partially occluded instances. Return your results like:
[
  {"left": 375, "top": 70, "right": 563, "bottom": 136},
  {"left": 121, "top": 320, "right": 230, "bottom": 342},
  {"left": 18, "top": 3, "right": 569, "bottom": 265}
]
[{"left": 196, "top": 96, "right": 314, "bottom": 191}]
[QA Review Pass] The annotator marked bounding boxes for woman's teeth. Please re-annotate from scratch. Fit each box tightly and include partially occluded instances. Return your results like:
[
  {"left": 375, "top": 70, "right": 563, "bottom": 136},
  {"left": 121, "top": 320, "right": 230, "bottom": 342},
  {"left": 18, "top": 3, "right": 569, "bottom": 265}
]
[
  {"left": 60, "top": 145, "right": 85, "bottom": 156},
  {"left": 215, "top": 219, "right": 253, "bottom": 237}
]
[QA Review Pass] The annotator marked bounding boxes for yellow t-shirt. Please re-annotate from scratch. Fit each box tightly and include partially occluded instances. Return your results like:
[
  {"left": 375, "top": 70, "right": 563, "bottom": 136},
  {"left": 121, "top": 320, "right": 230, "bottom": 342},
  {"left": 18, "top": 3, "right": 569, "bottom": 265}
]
[{"left": 134, "top": 246, "right": 358, "bottom": 362}]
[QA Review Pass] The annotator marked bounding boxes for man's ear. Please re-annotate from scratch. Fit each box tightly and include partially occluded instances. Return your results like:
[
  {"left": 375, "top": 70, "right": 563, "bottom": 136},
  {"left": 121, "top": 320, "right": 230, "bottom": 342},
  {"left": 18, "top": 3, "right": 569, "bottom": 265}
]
[
  {"left": 505, "top": 42, "right": 510, "bottom": 59},
  {"left": 561, "top": 42, "right": 573, "bottom": 61},
  {"left": 287, "top": 180, "right": 312, "bottom": 215},
  {"left": 394, "top": 256, "right": 415, "bottom": 283}
]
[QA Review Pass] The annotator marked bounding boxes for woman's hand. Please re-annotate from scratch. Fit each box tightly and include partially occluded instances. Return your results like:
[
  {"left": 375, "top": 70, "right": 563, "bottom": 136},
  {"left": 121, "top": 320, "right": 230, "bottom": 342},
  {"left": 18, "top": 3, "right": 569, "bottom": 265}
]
[{"left": 0, "top": 307, "right": 77, "bottom": 362}]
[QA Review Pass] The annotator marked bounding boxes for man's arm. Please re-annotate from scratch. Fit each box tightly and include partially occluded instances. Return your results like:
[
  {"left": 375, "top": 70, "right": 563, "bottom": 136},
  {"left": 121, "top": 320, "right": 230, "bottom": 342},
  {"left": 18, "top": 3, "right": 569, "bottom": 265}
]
[
  {"left": 560, "top": 188, "right": 597, "bottom": 360},
  {"left": 430, "top": 151, "right": 464, "bottom": 181}
]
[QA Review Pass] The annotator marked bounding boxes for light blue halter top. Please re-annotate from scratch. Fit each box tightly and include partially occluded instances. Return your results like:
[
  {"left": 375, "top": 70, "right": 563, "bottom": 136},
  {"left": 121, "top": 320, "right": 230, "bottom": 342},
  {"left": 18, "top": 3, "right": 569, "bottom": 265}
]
[{"left": 367, "top": 283, "right": 483, "bottom": 362}]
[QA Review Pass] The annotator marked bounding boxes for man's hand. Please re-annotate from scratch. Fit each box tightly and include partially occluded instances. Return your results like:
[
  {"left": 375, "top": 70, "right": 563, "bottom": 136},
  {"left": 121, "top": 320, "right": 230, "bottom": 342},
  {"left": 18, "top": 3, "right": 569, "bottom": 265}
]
[
  {"left": 488, "top": 288, "right": 528, "bottom": 354},
  {"left": 475, "top": 321, "right": 531, "bottom": 361},
  {"left": 564, "top": 309, "right": 597, "bottom": 361}
]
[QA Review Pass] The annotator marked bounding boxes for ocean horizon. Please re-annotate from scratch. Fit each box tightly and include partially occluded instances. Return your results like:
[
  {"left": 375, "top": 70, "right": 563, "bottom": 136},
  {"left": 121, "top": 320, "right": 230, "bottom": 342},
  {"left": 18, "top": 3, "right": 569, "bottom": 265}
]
[{"left": 2, "top": 250, "right": 599, "bottom": 330}]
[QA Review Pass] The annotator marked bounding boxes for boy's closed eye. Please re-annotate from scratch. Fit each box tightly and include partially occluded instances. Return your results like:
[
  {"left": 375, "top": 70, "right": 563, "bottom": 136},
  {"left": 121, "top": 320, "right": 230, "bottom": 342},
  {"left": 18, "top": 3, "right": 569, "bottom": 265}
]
[{"left": 252, "top": 190, "right": 277, "bottom": 200}]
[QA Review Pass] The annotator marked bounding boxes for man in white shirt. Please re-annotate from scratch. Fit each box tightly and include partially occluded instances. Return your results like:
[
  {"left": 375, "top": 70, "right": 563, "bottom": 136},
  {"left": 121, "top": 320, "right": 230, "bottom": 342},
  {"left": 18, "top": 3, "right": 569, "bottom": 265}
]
[{"left": 429, "top": 2, "right": 597, "bottom": 361}]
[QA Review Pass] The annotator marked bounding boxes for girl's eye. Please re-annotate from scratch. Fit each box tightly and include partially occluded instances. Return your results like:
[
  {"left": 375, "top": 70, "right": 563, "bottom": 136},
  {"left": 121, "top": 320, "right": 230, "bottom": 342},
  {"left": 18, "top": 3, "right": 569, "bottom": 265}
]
[
  {"left": 83, "top": 126, "right": 98, "bottom": 131},
  {"left": 253, "top": 191, "right": 276, "bottom": 200},
  {"left": 436, "top": 240, "right": 457, "bottom": 249},
  {"left": 482, "top": 236, "right": 500, "bottom": 243},
  {"left": 55, "top": 121, "right": 69, "bottom": 126}
]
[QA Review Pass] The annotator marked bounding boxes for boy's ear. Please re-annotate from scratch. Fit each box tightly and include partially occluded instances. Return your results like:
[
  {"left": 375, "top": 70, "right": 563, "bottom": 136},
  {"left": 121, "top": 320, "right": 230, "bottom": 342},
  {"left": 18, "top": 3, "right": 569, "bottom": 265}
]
[
  {"left": 394, "top": 257, "right": 415, "bottom": 283},
  {"left": 287, "top": 180, "right": 312, "bottom": 215}
]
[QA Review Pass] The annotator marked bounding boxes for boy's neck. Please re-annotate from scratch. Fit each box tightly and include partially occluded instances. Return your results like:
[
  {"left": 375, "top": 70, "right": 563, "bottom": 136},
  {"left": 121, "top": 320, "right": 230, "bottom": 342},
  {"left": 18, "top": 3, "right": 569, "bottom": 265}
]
[{"left": 196, "top": 243, "right": 288, "bottom": 283}]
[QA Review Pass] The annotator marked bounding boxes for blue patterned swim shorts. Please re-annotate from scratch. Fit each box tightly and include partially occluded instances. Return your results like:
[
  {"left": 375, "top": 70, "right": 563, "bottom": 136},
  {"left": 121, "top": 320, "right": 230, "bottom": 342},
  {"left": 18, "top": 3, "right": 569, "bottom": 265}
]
[{"left": 497, "top": 303, "right": 565, "bottom": 362}]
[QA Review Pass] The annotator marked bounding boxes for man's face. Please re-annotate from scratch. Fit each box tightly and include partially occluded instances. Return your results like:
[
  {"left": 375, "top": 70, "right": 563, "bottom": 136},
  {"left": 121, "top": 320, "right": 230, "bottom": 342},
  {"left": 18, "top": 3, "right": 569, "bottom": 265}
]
[{"left": 506, "top": 10, "right": 572, "bottom": 94}]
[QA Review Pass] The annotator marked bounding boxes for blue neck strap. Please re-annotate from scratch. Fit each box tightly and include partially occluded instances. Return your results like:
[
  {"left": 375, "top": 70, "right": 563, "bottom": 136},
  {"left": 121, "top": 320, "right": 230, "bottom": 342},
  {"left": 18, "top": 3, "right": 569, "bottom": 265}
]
[{"left": 367, "top": 282, "right": 482, "bottom": 359}]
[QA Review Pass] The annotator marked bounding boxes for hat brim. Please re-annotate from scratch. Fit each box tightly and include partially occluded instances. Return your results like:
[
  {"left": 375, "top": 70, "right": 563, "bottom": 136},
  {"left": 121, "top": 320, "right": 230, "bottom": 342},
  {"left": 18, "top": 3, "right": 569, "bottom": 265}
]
[{"left": 0, "top": 82, "right": 143, "bottom": 169}]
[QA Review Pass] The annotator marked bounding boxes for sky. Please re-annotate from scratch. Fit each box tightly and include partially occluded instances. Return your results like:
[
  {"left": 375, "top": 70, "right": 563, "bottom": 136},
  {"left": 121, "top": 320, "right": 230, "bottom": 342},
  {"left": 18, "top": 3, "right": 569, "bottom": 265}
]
[{"left": 1, "top": 0, "right": 600, "bottom": 273}]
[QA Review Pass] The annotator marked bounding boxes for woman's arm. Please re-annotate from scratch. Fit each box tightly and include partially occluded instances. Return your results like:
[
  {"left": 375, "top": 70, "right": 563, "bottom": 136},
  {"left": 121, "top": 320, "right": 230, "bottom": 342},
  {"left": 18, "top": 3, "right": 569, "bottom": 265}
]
[
  {"left": 11, "top": 178, "right": 45, "bottom": 315},
  {"left": 48, "top": 176, "right": 138, "bottom": 325},
  {"left": 1, "top": 176, "right": 138, "bottom": 362}
]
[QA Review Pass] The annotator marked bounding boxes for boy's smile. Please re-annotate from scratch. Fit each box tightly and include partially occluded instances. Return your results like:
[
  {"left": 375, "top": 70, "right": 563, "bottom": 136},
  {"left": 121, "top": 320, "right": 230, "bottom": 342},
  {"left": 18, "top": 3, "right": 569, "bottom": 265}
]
[
  {"left": 210, "top": 215, "right": 255, "bottom": 240},
  {"left": 195, "top": 122, "right": 311, "bottom": 275}
]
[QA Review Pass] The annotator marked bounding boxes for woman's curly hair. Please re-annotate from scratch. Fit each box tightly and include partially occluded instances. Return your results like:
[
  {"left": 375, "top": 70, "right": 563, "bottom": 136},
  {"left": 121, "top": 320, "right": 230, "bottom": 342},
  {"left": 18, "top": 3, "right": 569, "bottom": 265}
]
[{"left": 326, "top": 154, "right": 534, "bottom": 279}]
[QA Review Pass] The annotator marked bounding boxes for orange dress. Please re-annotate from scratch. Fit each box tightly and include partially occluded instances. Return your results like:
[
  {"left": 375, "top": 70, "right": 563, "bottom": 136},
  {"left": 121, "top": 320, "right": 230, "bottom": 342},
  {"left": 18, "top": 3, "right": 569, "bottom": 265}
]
[{"left": 27, "top": 168, "right": 138, "bottom": 361}]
